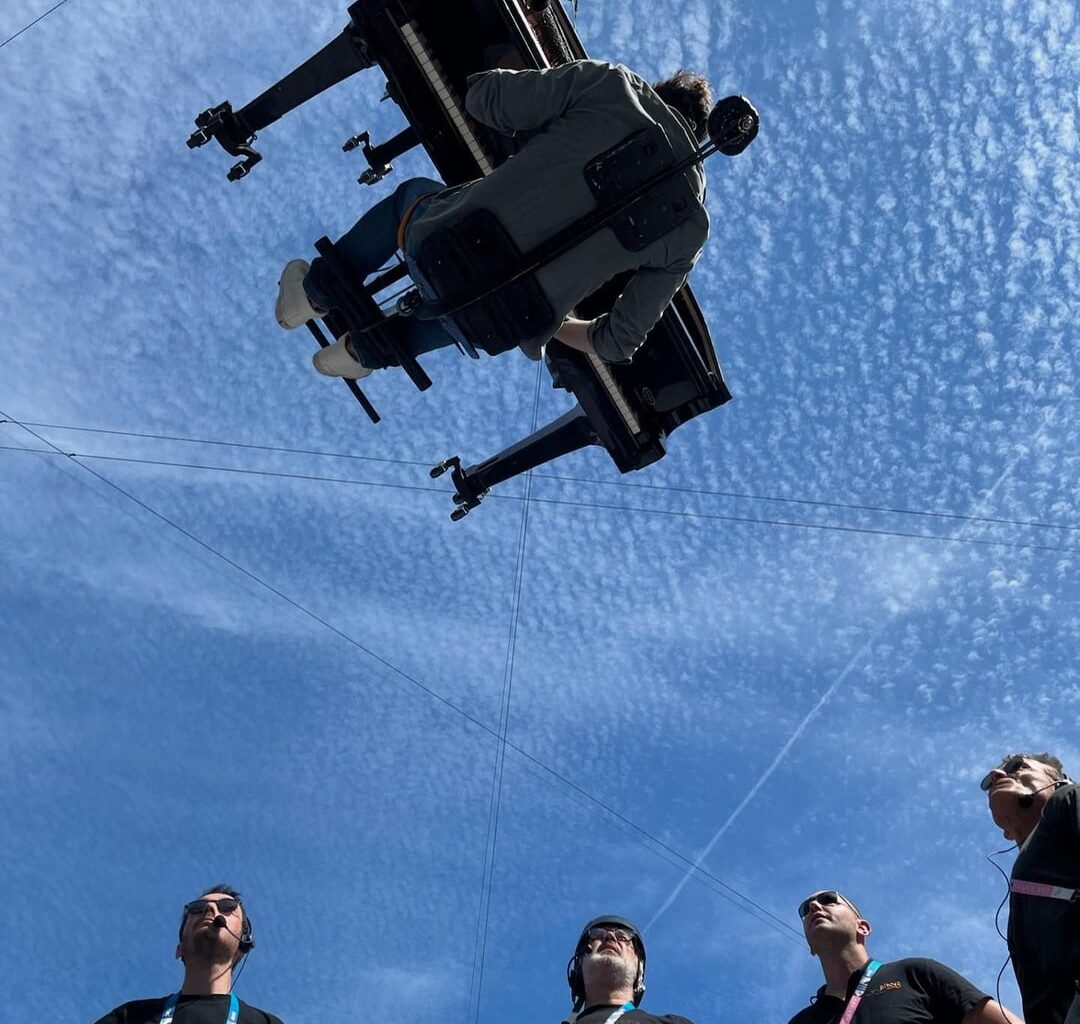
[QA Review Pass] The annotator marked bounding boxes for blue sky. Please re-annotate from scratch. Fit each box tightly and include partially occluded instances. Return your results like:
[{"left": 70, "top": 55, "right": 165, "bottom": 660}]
[{"left": 1, "top": 0, "right": 1077, "bottom": 1022}]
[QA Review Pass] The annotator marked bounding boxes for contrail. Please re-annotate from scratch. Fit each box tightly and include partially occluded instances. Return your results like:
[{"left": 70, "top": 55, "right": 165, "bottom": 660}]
[
  {"left": 646, "top": 397, "right": 1068, "bottom": 931},
  {"left": 645, "top": 633, "right": 881, "bottom": 930}
]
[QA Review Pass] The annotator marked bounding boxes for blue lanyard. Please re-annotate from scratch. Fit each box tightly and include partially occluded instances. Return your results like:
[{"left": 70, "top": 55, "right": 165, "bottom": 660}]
[
  {"left": 159, "top": 992, "right": 240, "bottom": 1024},
  {"left": 603, "top": 1003, "right": 636, "bottom": 1024}
]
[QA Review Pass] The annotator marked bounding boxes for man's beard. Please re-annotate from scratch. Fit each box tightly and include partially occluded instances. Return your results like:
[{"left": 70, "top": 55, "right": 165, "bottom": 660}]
[
  {"left": 184, "top": 925, "right": 236, "bottom": 968},
  {"left": 581, "top": 950, "right": 637, "bottom": 993}
]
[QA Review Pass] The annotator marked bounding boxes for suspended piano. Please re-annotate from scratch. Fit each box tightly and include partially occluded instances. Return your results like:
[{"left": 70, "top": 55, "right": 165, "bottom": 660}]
[{"left": 188, "top": 0, "right": 743, "bottom": 520}]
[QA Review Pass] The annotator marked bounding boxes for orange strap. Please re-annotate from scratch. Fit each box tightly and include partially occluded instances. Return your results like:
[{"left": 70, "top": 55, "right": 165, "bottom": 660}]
[{"left": 397, "top": 192, "right": 439, "bottom": 250}]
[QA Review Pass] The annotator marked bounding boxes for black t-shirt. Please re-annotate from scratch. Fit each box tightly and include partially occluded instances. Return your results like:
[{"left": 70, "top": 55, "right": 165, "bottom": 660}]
[
  {"left": 1009, "top": 783, "right": 1080, "bottom": 1024},
  {"left": 92, "top": 994, "right": 284, "bottom": 1024},
  {"left": 574, "top": 1004, "right": 693, "bottom": 1024},
  {"left": 785, "top": 958, "right": 989, "bottom": 1024}
]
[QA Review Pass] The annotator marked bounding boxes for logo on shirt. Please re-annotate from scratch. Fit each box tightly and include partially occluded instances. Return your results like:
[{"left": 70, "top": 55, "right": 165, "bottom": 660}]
[{"left": 869, "top": 981, "right": 903, "bottom": 996}]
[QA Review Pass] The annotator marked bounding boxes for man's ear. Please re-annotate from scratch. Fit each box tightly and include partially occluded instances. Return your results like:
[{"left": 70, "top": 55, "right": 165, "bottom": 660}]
[{"left": 856, "top": 919, "right": 871, "bottom": 939}]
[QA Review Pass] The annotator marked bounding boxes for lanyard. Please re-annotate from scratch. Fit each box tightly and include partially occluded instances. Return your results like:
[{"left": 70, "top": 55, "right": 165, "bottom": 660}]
[
  {"left": 1011, "top": 878, "right": 1079, "bottom": 902},
  {"left": 159, "top": 992, "right": 240, "bottom": 1024},
  {"left": 603, "top": 1003, "right": 636, "bottom": 1024},
  {"left": 836, "top": 960, "right": 882, "bottom": 1024},
  {"left": 571, "top": 1000, "right": 635, "bottom": 1024}
]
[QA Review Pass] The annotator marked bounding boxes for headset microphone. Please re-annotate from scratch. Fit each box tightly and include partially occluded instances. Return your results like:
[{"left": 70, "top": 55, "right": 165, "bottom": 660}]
[
  {"left": 213, "top": 915, "right": 228, "bottom": 929},
  {"left": 1017, "top": 779, "right": 1067, "bottom": 809}
]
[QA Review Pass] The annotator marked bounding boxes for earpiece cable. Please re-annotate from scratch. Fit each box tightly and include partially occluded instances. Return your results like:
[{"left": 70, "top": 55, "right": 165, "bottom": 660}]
[{"left": 986, "top": 843, "right": 1019, "bottom": 1024}]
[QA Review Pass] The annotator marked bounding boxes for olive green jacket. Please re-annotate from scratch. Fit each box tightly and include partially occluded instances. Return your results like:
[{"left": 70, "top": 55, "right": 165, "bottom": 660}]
[{"left": 406, "top": 60, "right": 709, "bottom": 363}]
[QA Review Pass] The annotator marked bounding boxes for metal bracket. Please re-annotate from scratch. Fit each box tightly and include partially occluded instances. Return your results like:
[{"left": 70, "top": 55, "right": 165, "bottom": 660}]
[
  {"left": 430, "top": 457, "right": 486, "bottom": 521},
  {"left": 187, "top": 102, "right": 262, "bottom": 181},
  {"left": 343, "top": 131, "right": 392, "bottom": 185},
  {"left": 343, "top": 124, "right": 421, "bottom": 186}
]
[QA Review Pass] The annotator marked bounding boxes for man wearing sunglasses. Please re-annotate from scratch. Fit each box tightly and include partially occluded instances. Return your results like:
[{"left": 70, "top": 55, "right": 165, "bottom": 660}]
[
  {"left": 786, "top": 890, "right": 1022, "bottom": 1024},
  {"left": 983, "top": 751, "right": 1079, "bottom": 1024},
  {"left": 564, "top": 915, "right": 692, "bottom": 1024},
  {"left": 92, "top": 885, "right": 285, "bottom": 1024}
]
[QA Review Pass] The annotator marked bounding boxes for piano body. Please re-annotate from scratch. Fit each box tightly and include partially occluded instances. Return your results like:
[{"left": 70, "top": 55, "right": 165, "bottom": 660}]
[{"left": 189, "top": 0, "right": 736, "bottom": 520}]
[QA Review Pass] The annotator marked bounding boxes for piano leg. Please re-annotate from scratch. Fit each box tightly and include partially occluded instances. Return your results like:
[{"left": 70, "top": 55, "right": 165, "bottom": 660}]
[
  {"left": 236, "top": 26, "right": 375, "bottom": 135},
  {"left": 188, "top": 25, "right": 375, "bottom": 175},
  {"left": 432, "top": 406, "right": 597, "bottom": 519}
]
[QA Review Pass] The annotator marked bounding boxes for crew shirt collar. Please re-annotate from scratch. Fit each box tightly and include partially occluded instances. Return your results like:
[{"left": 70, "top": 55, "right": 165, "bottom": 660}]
[{"left": 814, "top": 959, "right": 875, "bottom": 1004}]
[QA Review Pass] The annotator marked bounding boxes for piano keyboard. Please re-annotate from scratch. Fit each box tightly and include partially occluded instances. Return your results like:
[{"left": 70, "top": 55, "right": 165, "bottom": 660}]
[
  {"left": 397, "top": 20, "right": 495, "bottom": 176},
  {"left": 587, "top": 352, "right": 641, "bottom": 436}
]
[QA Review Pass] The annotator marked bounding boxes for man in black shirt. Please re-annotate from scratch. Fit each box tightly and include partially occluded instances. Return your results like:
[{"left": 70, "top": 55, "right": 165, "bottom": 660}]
[
  {"left": 92, "top": 884, "right": 284, "bottom": 1024},
  {"left": 983, "top": 751, "right": 1080, "bottom": 1024},
  {"left": 786, "top": 889, "right": 1021, "bottom": 1024},
  {"left": 564, "top": 915, "right": 693, "bottom": 1024}
]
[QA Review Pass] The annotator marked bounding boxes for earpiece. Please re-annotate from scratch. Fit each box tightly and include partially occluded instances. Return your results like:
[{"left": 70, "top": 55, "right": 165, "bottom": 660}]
[{"left": 566, "top": 953, "right": 584, "bottom": 1008}]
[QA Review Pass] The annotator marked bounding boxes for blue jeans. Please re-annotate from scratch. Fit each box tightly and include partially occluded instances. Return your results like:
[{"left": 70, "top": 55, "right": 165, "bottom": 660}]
[{"left": 304, "top": 177, "right": 456, "bottom": 368}]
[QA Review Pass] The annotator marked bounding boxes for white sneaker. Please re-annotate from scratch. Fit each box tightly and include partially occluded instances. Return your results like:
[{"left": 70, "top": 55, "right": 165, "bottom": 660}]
[
  {"left": 312, "top": 337, "right": 373, "bottom": 380},
  {"left": 276, "top": 259, "right": 326, "bottom": 329}
]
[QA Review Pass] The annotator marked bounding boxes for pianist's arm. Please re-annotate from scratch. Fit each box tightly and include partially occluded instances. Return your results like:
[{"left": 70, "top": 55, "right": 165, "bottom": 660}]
[
  {"left": 464, "top": 60, "right": 616, "bottom": 135},
  {"left": 587, "top": 259, "right": 698, "bottom": 364}
]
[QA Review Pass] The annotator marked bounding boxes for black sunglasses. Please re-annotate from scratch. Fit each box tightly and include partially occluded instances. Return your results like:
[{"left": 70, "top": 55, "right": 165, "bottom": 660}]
[
  {"left": 798, "top": 890, "right": 854, "bottom": 920},
  {"left": 184, "top": 897, "right": 240, "bottom": 917},
  {"left": 980, "top": 756, "right": 1029, "bottom": 791},
  {"left": 585, "top": 925, "right": 637, "bottom": 945}
]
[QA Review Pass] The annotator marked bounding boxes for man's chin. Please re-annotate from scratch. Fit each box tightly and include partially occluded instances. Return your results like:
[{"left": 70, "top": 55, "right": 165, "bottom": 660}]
[
  {"left": 582, "top": 955, "right": 635, "bottom": 991},
  {"left": 188, "top": 935, "right": 235, "bottom": 964},
  {"left": 987, "top": 788, "right": 1021, "bottom": 821}
]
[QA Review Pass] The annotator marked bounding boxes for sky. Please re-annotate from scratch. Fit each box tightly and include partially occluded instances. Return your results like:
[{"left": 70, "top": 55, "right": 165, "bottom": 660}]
[{"left": 1, "top": 0, "right": 1078, "bottom": 1022}]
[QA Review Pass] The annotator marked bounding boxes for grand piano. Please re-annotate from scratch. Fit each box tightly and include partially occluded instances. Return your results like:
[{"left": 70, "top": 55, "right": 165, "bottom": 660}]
[{"left": 189, "top": 0, "right": 753, "bottom": 520}]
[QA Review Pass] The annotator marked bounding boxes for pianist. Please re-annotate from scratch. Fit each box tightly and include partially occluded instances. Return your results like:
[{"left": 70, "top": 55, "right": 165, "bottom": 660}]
[{"left": 276, "top": 59, "right": 713, "bottom": 380}]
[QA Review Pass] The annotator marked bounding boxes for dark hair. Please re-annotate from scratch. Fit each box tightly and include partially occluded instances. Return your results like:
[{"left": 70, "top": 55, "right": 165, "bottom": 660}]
[
  {"left": 653, "top": 69, "right": 713, "bottom": 143},
  {"left": 177, "top": 883, "right": 247, "bottom": 944},
  {"left": 1000, "top": 752, "right": 1067, "bottom": 779}
]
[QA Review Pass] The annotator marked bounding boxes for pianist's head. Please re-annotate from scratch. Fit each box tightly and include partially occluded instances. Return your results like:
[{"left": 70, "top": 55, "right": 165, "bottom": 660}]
[{"left": 652, "top": 69, "right": 713, "bottom": 143}]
